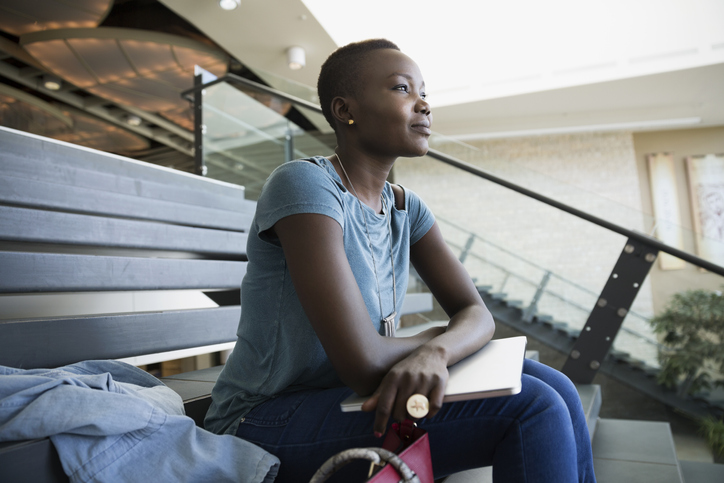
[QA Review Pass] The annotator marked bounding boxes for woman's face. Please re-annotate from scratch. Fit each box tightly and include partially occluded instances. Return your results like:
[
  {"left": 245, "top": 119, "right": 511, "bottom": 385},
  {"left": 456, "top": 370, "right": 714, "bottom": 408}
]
[{"left": 350, "top": 49, "right": 432, "bottom": 158}]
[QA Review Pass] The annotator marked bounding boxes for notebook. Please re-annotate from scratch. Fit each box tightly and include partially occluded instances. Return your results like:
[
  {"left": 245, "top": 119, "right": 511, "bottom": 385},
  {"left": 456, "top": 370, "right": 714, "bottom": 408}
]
[{"left": 340, "top": 336, "right": 527, "bottom": 412}]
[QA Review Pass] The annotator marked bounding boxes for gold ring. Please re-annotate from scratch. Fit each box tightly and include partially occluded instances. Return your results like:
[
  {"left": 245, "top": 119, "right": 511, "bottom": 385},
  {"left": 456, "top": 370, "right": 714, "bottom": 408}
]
[{"left": 406, "top": 394, "right": 429, "bottom": 418}]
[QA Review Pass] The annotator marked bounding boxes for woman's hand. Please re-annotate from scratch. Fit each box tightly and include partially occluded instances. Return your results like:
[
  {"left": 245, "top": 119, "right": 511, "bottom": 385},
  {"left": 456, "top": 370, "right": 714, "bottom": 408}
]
[{"left": 361, "top": 344, "right": 449, "bottom": 435}]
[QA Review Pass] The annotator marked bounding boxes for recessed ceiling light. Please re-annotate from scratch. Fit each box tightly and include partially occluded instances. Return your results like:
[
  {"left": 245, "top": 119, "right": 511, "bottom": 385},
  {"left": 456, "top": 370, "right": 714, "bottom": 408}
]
[
  {"left": 126, "top": 115, "right": 142, "bottom": 127},
  {"left": 219, "top": 0, "right": 240, "bottom": 10},
  {"left": 287, "top": 46, "right": 305, "bottom": 70},
  {"left": 43, "top": 74, "right": 62, "bottom": 91}
]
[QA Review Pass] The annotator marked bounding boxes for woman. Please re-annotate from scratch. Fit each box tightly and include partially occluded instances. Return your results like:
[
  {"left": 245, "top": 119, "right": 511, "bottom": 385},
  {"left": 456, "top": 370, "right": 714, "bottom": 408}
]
[{"left": 206, "top": 39, "right": 596, "bottom": 482}]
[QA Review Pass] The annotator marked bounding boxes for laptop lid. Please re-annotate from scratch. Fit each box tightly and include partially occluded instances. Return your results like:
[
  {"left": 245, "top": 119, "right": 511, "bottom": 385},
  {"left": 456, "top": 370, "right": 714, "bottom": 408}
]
[{"left": 340, "top": 336, "right": 527, "bottom": 412}]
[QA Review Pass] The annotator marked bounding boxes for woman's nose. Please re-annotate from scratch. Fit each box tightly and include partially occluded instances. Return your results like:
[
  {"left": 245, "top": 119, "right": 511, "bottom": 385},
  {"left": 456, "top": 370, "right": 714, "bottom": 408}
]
[{"left": 418, "top": 97, "right": 431, "bottom": 115}]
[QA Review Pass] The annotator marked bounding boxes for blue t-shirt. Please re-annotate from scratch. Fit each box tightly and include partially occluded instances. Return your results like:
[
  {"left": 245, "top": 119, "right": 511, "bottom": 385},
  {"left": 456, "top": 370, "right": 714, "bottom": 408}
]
[{"left": 205, "top": 156, "right": 435, "bottom": 435}]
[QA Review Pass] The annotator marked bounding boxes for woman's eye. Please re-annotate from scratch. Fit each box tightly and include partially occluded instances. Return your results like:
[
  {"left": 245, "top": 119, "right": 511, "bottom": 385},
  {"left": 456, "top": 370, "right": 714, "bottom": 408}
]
[
  {"left": 393, "top": 85, "right": 409, "bottom": 92},
  {"left": 421, "top": 93, "right": 427, "bottom": 100}
]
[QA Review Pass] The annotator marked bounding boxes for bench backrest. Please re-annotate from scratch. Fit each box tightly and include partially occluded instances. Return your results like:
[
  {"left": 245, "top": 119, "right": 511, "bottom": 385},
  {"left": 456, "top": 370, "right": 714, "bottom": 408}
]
[{"left": 0, "top": 127, "right": 255, "bottom": 369}]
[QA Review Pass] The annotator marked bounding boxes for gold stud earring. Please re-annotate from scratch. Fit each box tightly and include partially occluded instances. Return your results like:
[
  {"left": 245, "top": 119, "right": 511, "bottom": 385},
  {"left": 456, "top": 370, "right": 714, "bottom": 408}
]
[{"left": 348, "top": 119, "right": 354, "bottom": 125}]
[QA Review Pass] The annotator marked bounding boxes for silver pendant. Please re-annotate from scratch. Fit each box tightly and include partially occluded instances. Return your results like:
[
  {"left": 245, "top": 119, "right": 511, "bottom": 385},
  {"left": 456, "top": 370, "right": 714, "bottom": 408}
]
[{"left": 382, "top": 311, "right": 397, "bottom": 337}]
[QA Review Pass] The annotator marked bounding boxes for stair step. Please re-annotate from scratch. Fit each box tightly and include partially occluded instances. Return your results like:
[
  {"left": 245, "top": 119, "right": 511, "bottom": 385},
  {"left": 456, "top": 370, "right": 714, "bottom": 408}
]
[
  {"left": 490, "top": 292, "right": 508, "bottom": 301},
  {"left": 592, "top": 419, "right": 683, "bottom": 483},
  {"left": 577, "top": 384, "right": 602, "bottom": 441},
  {"left": 505, "top": 300, "right": 523, "bottom": 308},
  {"left": 679, "top": 460, "right": 724, "bottom": 483}
]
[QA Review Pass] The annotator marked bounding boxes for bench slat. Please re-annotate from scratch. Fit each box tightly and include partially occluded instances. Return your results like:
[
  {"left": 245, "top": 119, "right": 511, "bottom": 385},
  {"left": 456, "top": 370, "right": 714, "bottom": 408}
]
[
  {"left": 1, "top": 153, "right": 254, "bottom": 215},
  {"left": 0, "top": 439, "right": 67, "bottom": 483},
  {"left": 0, "top": 206, "right": 247, "bottom": 256},
  {"left": 0, "top": 252, "right": 246, "bottom": 293},
  {"left": 0, "top": 126, "right": 245, "bottom": 200},
  {"left": 0, "top": 306, "right": 242, "bottom": 368},
  {"left": 0, "top": 174, "right": 252, "bottom": 231}
]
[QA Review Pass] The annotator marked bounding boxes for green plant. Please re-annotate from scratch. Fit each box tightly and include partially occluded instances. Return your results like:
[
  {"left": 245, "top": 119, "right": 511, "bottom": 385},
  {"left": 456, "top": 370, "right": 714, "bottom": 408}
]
[
  {"left": 699, "top": 416, "right": 724, "bottom": 458},
  {"left": 649, "top": 289, "right": 724, "bottom": 396}
]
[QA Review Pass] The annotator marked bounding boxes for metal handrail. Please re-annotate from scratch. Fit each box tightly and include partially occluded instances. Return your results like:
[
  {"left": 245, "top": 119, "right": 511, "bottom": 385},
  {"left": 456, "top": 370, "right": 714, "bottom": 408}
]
[
  {"left": 439, "top": 217, "right": 653, "bottom": 318},
  {"left": 447, "top": 238, "right": 664, "bottom": 349},
  {"left": 183, "top": 74, "right": 724, "bottom": 277}
]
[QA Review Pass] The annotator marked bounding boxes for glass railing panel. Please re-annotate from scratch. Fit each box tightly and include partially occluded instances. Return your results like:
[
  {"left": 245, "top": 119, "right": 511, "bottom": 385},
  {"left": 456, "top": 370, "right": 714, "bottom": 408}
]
[
  {"left": 202, "top": 82, "right": 336, "bottom": 199},
  {"left": 398, "top": 154, "right": 664, "bottom": 368},
  {"left": 251, "top": 67, "right": 334, "bottom": 136},
  {"left": 202, "top": 82, "right": 297, "bottom": 199}
]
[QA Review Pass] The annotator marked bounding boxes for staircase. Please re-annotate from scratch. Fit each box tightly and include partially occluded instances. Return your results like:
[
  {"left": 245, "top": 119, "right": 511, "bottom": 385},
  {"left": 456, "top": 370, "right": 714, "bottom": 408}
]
[
  {"left": 476, "top": 285, "right": 724, "bottom": 420},
  {"left": 424, "top": 287, "right": 724, "bottom": 482},
  {"left": 398, "top": 314, "right": 723, "bottom": 482}
]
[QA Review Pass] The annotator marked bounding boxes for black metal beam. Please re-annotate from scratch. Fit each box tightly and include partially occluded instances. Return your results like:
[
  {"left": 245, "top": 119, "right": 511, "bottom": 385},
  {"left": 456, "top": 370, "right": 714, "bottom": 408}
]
[
  {"left": 561, "top": 238, "right": 658, "bottom": 383},
  {"left": 194, "top": 72, "right": 205, "bottom": 176}
]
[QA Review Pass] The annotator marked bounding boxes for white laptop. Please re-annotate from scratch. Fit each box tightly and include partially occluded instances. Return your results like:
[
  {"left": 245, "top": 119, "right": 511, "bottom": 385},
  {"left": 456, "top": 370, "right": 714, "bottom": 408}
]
[{"left": 340, "top": 336, "right": 527, "bottom": 412}]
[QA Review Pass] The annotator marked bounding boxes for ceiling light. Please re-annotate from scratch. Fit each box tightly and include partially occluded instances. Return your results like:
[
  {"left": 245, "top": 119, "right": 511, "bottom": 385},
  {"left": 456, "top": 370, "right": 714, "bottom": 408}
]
[
  {"left": 126, "top": 115, "right": 142, "bottom": 127},
  {"left": 43, "top": 74, "right": 62, "bottom": 91},
  {"left": 219, "top": 0, "right": 240, "bottom": 10},
  {"left": 286, "top": 46, "right": 305, "bottom": 70}
]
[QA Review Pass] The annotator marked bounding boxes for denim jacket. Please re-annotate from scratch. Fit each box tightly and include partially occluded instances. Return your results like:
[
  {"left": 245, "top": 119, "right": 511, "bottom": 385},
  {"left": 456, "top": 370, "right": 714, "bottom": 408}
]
[{"left": 0, "top": 360, "right": 279, "bottom": 482}]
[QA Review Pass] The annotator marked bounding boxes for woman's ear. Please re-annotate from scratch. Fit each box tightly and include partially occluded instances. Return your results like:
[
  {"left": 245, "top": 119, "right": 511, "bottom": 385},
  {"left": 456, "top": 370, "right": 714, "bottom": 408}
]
[{"left": 331, "top": 96, "right": 353, "bottom": 127}]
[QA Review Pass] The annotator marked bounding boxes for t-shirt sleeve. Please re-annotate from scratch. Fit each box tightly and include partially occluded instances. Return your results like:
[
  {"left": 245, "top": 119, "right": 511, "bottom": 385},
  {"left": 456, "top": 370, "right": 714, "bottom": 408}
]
[
  {"left": 255, "top": 160, "right": 344, "bottom": 237},
  {"left": 403, "top": 186, "right": 436, "bottom": 245}
]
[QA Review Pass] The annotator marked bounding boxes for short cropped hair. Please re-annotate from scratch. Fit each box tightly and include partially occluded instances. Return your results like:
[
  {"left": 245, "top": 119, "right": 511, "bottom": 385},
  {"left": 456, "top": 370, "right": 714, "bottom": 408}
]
[{"left": 317, "top": 39, "right": 400, "bottom": 131}]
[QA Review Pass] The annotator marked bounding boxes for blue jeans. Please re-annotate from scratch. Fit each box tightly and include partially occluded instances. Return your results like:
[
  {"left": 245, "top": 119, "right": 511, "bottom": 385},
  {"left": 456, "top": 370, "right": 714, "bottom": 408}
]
[{"left": 235, "top": 359, "right": 596, "bottom": 482}]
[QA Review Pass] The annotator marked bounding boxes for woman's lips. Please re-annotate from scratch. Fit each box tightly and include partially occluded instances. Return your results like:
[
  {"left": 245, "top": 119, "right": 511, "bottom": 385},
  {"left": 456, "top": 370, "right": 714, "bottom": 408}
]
[{"left": 411, "top": 124, "right": 431, "bottom": 135}]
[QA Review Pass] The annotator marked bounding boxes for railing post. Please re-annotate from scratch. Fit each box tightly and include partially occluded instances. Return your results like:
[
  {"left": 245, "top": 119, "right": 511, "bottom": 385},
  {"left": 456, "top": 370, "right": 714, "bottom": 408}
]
[
  {"left": 459, "top": 234, "right": 475, "bottom": 264},
  {"left": 561, "top": 237, "right": 658, "bottom": 384},
  {"left": 193, "top": 72, "right": 205, "bottom": 176},
  {"left": 522, "top": 270, "right": 552, "bottom": 322}
]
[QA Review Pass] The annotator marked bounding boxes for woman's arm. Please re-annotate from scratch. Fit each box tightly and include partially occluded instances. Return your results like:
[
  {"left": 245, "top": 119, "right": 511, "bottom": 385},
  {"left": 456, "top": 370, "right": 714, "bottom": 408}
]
[
  {"left": 273, "top": 212, "right": 445, "bottom": 395},
  {"left": 275, "top": 212, "right": 493, "bottom": 435},
  {"left": 362, "top": 221, "right": 495, "bottom": 434}
]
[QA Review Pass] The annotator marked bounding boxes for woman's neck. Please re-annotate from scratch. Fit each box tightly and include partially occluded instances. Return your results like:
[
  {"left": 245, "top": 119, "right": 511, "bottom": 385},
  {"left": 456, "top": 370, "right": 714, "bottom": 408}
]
[{"left": 332, "top": 147, "right": 394, "bottom": 213}]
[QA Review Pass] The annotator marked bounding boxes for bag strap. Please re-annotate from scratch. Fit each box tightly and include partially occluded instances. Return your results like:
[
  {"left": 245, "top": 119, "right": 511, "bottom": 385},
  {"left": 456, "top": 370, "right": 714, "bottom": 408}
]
[{"left": 309, "top": 447, "right": 421, "bottom": 483}]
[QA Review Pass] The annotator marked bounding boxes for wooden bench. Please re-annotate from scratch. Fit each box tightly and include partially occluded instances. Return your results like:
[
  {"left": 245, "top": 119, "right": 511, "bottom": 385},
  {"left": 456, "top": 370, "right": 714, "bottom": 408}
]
[
  {"left": 0, "top": 126, "right": 254, "bottom": 482},
  {"left": 0, "top": 126, "right": 433, "bottom": 482}
]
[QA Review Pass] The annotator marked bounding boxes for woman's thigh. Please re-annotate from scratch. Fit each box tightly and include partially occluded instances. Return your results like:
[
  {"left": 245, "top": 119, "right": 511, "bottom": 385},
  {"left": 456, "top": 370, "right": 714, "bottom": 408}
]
[
  {"left": 236, "top": 361, "right": 586, "bottom": 483},
  {"left": 421, "top": 367, "right": 579, "bottom": 482},
  {"left": 236, "top": 387, "right": 381, "bottom": 482}
]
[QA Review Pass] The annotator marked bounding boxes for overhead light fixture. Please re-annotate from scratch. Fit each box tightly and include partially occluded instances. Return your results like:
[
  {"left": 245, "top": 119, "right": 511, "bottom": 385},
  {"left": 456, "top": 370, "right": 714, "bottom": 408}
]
[
  {"left": 286, "top": 46, "right": 305, "bottom": 70},
  {"left": 126, "top": 115, "right": 142, "bottom": 127},
  {"left": 43, "top": 74, "right": 62, "bottom": 91},
  {"left": 219, "top": 0, "right": 240, "bottom": 10}
]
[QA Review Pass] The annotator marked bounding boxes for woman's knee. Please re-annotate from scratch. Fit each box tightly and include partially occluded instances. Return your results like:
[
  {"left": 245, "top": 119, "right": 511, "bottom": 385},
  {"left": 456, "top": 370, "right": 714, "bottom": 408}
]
[
  {"left": 516, "top": 373, "right": 574, "bottom": 428},
  {"left": 523, "top": 359, "right": 580, "bottom": 406}
]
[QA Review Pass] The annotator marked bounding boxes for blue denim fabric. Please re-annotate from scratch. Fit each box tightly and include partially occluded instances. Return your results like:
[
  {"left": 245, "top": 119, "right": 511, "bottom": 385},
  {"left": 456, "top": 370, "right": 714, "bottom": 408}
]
[
  {"left": 0, "top": 361, "right": 279, "bottom": 483},
  {"left": 235, "top": 359, "right": 596, "bottom": 483}
]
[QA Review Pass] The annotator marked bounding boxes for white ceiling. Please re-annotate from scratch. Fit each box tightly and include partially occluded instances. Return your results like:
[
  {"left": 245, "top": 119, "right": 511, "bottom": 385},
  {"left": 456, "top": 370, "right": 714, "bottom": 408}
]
[{"left": 161, "top": 0, "right": 724, "bottom": 137}]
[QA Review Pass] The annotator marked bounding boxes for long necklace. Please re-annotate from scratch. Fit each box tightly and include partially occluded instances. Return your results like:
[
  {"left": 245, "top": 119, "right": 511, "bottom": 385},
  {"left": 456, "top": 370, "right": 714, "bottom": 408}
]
[{"left": 335, "top": 153, "right": 397, "bottom": 337}]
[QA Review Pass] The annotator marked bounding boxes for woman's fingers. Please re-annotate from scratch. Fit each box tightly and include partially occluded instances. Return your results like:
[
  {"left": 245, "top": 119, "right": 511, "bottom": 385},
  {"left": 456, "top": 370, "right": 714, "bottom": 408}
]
[
  {"left": 361, "top": 389, "right": 380, "bottom": 412},
  {"left": 368, "top": 353, "right": 449, "bottom": 435},
  {"left": 372, "top": 375, "right": 399, "bottom": 435},
  {"left": 391, "top": 375, "right": 420, "bottom": 423},
  {"left": 427, "top": 374, "right": 446, "bottom": 418}
]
